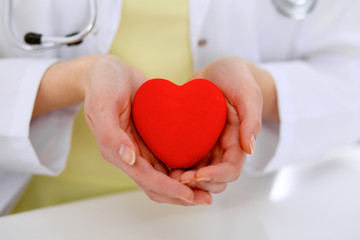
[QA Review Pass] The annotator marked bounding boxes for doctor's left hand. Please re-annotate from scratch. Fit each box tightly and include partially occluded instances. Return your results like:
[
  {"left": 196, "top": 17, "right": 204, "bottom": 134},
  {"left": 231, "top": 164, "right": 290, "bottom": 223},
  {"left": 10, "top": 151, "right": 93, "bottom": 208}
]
[
  {"left": 32, "top": 54, "right": 211, "bottom": 206},
  {"left": 171, "top": 57, "right": 277, "bottom": 195}
]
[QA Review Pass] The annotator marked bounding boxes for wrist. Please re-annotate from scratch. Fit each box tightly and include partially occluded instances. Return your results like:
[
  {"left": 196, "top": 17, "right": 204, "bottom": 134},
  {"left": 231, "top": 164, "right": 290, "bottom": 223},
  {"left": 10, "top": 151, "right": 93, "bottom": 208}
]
[
  {"left": 75, "top": 54, "right": 108, "bottom": 100},
  {"left": 32, "top": 54, "right": 106, "bottom": 117}
]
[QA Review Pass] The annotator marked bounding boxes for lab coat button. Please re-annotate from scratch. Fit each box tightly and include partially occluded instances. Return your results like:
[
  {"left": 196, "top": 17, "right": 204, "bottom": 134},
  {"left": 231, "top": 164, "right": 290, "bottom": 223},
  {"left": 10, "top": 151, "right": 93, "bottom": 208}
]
[{"left": 198, "top": 39, "right": 207, "bottom": 47}]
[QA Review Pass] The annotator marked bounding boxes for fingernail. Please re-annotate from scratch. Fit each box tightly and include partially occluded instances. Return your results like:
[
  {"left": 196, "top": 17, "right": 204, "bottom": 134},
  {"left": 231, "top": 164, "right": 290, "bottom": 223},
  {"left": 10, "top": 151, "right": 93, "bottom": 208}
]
[
  {"left": 250, "top": 135, "right": 256, "bottom": 155},
  {"left": 195, "top": 177, "right": 211, "bottom": 182},
  {"left": 179, "top": 196, "right": 194, "bottom": 204},
  {"left": 188, "top": 181, "right": 197, "bottom": 188},
  {"left": 180, "top": 179, "right": 191, "bottom": 184},
  {"left": 118, "top": 144, "right": 136, "bottom": 165},
  {"left": 181, "top": 180, "right": 196, "bottom": 188}
]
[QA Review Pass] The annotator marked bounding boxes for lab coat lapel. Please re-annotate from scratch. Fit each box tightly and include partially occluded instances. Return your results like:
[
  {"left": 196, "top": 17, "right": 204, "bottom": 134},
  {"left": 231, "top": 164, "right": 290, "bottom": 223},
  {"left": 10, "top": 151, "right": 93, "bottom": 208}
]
[
  {"left": 93, "top": 0, "right": 123, "bottom": 54},
  {"left": 189, "top": 0, "right": 212, "bottom": 71},
  {"left": 190, "top": 0, "right": 260, "bottom": 71}
]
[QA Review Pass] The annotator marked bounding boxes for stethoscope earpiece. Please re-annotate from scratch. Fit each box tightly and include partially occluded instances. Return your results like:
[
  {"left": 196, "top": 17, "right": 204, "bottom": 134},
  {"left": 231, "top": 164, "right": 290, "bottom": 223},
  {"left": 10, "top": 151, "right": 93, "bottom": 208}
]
[
  {"left": 24, "top": 32, "right": 42, "bottom": 45},
  {"left": 24, "top": 32, "right": 83, "bottom": 46}
]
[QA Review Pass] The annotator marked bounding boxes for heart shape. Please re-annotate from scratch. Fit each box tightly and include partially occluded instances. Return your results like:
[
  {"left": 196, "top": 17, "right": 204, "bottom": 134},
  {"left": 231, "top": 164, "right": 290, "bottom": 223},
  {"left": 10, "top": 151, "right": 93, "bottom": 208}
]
[{"left": 132, "top": 78, "right": 227, "bottom": 169}]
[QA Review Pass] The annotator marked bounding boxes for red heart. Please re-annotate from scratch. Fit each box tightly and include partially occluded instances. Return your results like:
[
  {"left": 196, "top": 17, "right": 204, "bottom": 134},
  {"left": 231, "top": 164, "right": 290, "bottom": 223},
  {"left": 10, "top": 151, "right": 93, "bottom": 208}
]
[{"left": 132, "top": 78, "right": 227, "bottom": 169}]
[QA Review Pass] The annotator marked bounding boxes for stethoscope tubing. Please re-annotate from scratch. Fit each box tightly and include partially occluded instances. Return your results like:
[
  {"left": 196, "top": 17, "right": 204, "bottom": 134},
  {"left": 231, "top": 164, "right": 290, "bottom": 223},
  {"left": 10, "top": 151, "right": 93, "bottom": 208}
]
[
  {"left": 3, "top": 0, "right": 316, "bottom": 52},
  {"left": 3, "top": 0, "right": 97, "bottom": 51}
]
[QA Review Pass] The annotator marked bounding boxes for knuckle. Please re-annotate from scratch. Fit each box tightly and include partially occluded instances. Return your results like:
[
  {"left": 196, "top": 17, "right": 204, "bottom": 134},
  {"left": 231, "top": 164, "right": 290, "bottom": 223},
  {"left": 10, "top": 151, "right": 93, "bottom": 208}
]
[
  {"left": 171, "top": 183, "right": 187, "bottom": 197},
  {"left": 84, "top": 111, "right": 94, "bottom": 124},
  {"left": 224, "top": 56, "right": 245, "bottom": 65},
  {"left": 212, "top": 184, "right": 228, "bottom": 194},
  {"left": 99, "top": 132, "right": 113, "bottom": 148},
  {"left": 87, "top": 92, "right": 103, "bottom": 109},
  {"left": 98, "top": 148, "right": 118, "bottom": 168},
  {"left": 146, "top": 192, "right": 164, "bottom": 203},
  {"left": 232, "top": 90, "right": 243, "bottom": 105},
  {"left": 231, "top": 171, "right": 242, "bottom": 182},
  {"left": 255, "top": 87, "right": 263, "bottom": 103},
  {"left": 149, "top": 195, "right": 161, "bottom": 203},
  {"left": 253, "top": 119, "right": 262, "bottom": 133},
  {"left": 99, "top": 148, "right": 108, "bottom": 160},
  {"left": 228, "top": 162, "right": 242, "bottom": 182}
]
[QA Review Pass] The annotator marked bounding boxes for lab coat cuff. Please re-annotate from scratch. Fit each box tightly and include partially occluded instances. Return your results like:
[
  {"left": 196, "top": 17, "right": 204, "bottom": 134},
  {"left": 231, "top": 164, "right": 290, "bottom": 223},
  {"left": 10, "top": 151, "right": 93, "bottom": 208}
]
[
  {"left": 28, "top": 104, "right": 82, "bottom": 175},
  {"left": 8, "top": 58, "right": 58, "bottom": 137},
  {"left": 0, "top": 59, "right": 80, "bottom": 175}
]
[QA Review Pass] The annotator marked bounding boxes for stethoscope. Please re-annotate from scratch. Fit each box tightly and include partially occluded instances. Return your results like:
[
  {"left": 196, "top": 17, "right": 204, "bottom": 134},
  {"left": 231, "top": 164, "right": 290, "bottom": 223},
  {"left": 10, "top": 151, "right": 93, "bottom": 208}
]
[
  {"left": 3, "top": 0, "right": 97, "bottom": 51},
  {"left": 3, "top": 0, "right": 316, "bottom": 52},
  {"left": 272, "top": 0, "right": 317, "bottom": 20}
]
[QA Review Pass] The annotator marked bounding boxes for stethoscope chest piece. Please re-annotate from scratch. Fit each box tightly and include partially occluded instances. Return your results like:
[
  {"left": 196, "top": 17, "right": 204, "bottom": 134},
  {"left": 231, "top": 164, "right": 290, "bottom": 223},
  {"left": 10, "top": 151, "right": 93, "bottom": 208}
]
[{"left": 272, "top": 0, "right": 317, "bottom": 20}]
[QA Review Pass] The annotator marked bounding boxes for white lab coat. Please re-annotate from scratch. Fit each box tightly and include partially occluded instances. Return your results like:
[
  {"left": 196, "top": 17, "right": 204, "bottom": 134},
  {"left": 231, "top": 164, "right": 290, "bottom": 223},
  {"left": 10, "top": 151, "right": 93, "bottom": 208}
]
[{"left": 1, "top": 0, "right": 359, "bottom": 215}]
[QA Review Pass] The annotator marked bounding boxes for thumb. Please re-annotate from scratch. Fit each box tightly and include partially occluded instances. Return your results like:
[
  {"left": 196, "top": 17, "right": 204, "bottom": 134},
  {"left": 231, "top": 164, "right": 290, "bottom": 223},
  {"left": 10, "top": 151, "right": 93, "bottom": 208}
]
[
  {"left": 98, "top": 127, "right": 137, "bottom": 167},
  {"left": 118, "top": 141, "right": 136, "bottom": 166},
  {"left": 232, "top": 82, "right": 263, "bottom": 155},
  {"left": 189, "top": 68, "right": 206, "bottom": 81},
  {"left": 86, "top": 111, "right": 137, "bottom": 167},
  {"left": 103, "top": 126, "right": 137, "bottom": 167}
]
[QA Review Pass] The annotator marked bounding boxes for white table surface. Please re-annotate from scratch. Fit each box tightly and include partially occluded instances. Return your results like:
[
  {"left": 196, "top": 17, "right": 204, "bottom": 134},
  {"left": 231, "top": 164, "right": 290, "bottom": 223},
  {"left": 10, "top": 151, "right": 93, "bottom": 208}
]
[{"left": 1, "top": 147, "right": 360, "bottom": 240}]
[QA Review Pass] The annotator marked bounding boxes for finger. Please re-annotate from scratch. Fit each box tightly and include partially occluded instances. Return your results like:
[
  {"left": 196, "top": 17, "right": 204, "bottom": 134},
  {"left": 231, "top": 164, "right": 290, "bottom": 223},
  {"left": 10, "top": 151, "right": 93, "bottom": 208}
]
[
  {"left": 218, "top": 74, "right": 262, "bottom": 155},
  {"left": 235, "top": 85, "right": 262, "bottom": 155},
  {"left": 100, "top": 138, "right": 195, "bottom": 204},
  {"left": 195, "top": 145, "right": 246, "bottom": 183},
  {"left": 169, "top": 169, "right": 185, "bottom": 181},
  {"left": 172, "top": 167, "right": 226, "bottom": 194},
  {"left": 193, "top": 189, "right": 212, "bottom": 205},
  {"left": 179, "top": 169, "right": 221, "bottom": 185},
  {"left": 178, "top": 155, "right": 212, "bottom": 184},
  {"left": 178, "top": 168, "right": 227, "bottom": 194},
  {"left": 145, "top": 191, "right": 198, "bottom": 206},
  {"left": 129, "top": 120, "right": 169, "bottom": 174},
  {"left": 169, "top": 168, "right": 214, "bottom": 204},
  {"left": 179, "top": 170, "right": 197, "bottom": 184},
  {"left": 183, "top": 177, "right": 228, "bottom": 194},
  {"left": 86, "top": 87, "right": 159, "bottom": 169},
  {"left": 85, "top": 88, "right": 193, "bottom": 202},
  {"left": 84, "top": 88, "right": 137, "bottom": 166},
  {"left": 187, "top": 110, "right": 245, "bottom": 183},
  {"left": 202, "top": 58, "right": 263, "bottom": 154},
  {"left": 227, "top": 72, "right": 262, "bottom": 155},
  {"left": 177, "top": 145, "right": 221, "bottom": 186},
  {"left": 88, "top": 116, "right": 137, "bottom": 166},
  {"left": 193, "top": 181, "right": 228, "bottom": 194},
  {"left": 152, "top": 159, "right": 170, "bottom": 175},
  {"left": 145, "top": 189, "right": 212, "bottom": 206},
  {"left": 123, "top": 159, "right": 195, "bottom": 203},
  {"left": 192, "top": 156, "right": 212, "bottom": 170}
]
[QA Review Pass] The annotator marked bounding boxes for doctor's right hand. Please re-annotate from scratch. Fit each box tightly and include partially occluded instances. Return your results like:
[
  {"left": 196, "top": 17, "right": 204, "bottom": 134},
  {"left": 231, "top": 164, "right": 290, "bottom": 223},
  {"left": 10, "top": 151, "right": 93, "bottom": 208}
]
[{"left": 32, "top": 54, "right": 211, "bottom": 206}]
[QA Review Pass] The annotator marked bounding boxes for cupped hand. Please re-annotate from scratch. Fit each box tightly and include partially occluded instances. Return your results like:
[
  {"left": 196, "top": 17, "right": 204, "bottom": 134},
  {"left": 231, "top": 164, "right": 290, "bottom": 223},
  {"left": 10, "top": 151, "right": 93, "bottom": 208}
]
[
  {"left": 83, "top": 55, "right": 211, "bottom": 205},
  {"left": 173, "top": 57, "right": 264, "bottom": 195}
]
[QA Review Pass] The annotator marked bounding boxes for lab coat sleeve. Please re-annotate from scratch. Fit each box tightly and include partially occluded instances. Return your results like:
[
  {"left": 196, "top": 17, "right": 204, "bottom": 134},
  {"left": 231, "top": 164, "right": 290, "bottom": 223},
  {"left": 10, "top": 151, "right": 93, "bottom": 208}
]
[
  {"left": 246, "top": 28, "right": 360, "bottom": 173},
  {"left": 0, "top": 58, "right": 80, "bottom": 175},
  {"left": 246, "top": 1, "right": 360, "bottom": 173},
  {"left": 246, "top": 56, "right": 360, "bottom": 173}
]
